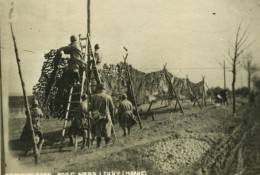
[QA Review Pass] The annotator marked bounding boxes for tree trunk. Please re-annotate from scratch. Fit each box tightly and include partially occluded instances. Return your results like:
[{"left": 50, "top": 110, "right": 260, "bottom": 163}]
[
  {"left": 232, "top": 61, "right": 236, "bottom": 114},
  {"left": 248, "top": 62, "right": 251, "bottom": 103}
]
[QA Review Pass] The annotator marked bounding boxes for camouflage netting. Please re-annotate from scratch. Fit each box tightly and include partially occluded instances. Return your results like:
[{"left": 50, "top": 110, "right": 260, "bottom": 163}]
[{"left": 33, "top": 50, "right": 205, "bottom": 119}]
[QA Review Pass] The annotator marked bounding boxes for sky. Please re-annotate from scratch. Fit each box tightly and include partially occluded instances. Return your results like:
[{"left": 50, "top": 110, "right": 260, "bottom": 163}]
[{"left": 1, "top": 0, "right": 260, "bottom": 95}]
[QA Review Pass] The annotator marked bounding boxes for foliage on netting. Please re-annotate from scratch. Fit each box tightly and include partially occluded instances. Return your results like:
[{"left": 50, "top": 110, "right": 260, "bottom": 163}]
[
  {"left": 32, "top": 50, "right": 73, "bottom": 120},
  {"left": 33, "top": 50, "right": 205, "bottom": 119},
  {"left": 101, "top": 63, "right": 173, "bottom": 106}
]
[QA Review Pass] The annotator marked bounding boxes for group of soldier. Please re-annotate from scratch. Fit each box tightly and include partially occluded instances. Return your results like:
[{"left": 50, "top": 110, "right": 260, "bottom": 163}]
[{"left": 20, "top": 35, "right": 137, "bottom": 155}]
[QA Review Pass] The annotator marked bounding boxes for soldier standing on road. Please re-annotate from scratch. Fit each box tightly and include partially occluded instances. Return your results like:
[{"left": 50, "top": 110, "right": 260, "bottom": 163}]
[
  {"left": 20, "top": 100, "right": 44, "bottom": 156},
  {"left": 59, "top": 35, "right": 86, "bottom": 86},
  {"left": 117, "top": 93, "right": 137, "bottom": 137},
  {"left": 88, "top": 83, "right": 114, "bottom": 147},
  {"left": 68, "top": 95, "right": 90, "bottom": 148}
]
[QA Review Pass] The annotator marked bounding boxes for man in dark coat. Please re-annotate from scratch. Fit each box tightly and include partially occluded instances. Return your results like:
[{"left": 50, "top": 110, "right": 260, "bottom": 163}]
[
  {"left": 88, "top": 83, "right": 114, "bottom": 147},
  {"left": 117, "top": 93, "right": 137, "bottom": 137},
  {"left": 20, "top": 100, "right": 44, "bottom": 156},
  {"left": 59, "top": 35, "right": 86, "bottom": 86},
  {"left": 68, "top": 95, "right": 90, "bottom": 149}
]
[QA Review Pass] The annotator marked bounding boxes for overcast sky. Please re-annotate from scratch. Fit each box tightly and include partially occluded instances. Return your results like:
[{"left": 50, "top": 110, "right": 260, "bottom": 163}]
[{"left": 1, "top": 0, "right": 260, "bottom": 95}]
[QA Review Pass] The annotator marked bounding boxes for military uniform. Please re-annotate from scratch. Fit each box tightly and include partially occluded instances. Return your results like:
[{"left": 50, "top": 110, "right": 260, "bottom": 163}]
[
  {"left": 88, "top": 89, "right": 114, "bottom": 147},
  {"left": 68, "top": 96, "right": 91, "bottom": 147},
  {"left": 20, "top": 106, "right": 43, "bottom": 143},
  {"left": 20, "top": 102, "right": 44, "bottom": 156},
  {"left": 117, "top": 98, "right": 137, "bottom": 136},
  {"left": 92, "top": 44, "right": 102, "bottom": 84},
  {"left": 59, "top": 36, "right": 85, "bottom": 85}
]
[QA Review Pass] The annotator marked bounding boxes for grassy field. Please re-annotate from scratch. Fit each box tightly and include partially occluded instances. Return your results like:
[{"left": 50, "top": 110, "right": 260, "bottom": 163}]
[{"left": 6, "top": 97, "right": 260, "bottom": 174}]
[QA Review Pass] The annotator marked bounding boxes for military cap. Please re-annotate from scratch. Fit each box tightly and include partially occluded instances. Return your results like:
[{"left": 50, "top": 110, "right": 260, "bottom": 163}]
[
  {"left": 70, "top": 35, "right": 77, "bottom": 42},
  {"left": 94, "top": 44, "right": 99, "bottom": 49}
]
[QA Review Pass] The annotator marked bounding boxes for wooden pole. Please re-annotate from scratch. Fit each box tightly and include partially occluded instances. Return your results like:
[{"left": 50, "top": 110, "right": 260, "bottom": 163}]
[
  {"left": 145, "top": 101, "right": 154, "bottom": 119},
  {"left": 186, "top": 76, "right": 202, "bottom": 110},
  {"left": 123, "top": 51, "right": 142, "bottom": 129},
  {"left": 0, "top": 39, "right": 5, "bottom": 174},
  {"left": 9, "top": 4, "right": 39, "bottom": 164},
  {"left": 86, "top": 0, "right": 91, "bottom": 143},
  {"left": 163, "top": 64, "right": 184, "bottom": 113},
  {"left": 87, "top": 0, "right": 90, "bottom": 35},
  {"left": 173, "top": 100, "right": 178, "bottom": 111}
]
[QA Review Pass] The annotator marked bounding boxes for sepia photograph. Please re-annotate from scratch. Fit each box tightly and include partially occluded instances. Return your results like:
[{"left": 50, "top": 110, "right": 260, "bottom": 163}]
[{"left": 1, "top": 0, "right": 260, "bottom": 174}]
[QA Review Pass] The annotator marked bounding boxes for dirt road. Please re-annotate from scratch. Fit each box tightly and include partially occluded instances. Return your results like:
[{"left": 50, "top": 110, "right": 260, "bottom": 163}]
[{"left": 7, "top": 97, "right": 260, "bottom": 174}]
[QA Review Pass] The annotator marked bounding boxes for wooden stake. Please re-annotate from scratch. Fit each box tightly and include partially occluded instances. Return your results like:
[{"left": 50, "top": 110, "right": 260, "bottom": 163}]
[
  {"left": 9, "top": 3, "right": 39, "bottom": 164},
  {"left": 173, "top": 100, "right": 178, "bottom": 111},
  {"left": 186, "top": 76, "right": 202, "bottom": 110},
  {"left": 123, "top": 51, "right": 142, "bottom": 129},
  {"left": 163, "top": 64, "right": 184, "bottom": 114},
  {"left": 145, "top": 101, "right": 154, "bottom": 119}
]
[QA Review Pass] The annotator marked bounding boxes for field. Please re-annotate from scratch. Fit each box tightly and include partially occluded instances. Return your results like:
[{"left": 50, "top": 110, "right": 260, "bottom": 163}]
[{"left": 6, "top": 97, "right": 260, "bottom": 175}]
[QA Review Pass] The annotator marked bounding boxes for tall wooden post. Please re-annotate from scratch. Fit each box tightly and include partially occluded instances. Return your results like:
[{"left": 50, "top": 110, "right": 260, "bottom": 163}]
[
  {"left": 0, "top": 41, "right": 5, "bottom": 173},
  {"left": 87, "top": 0, "right": 91, "bottom": 147},
  {"left": 87, "top": 0, "right": 90, "bottom": 35},
  {"left": 123, "top": 51, "right": 142, "bottom": 129},
  {"left": 9, "top": 4, "right": 39, "bottom": 164}
]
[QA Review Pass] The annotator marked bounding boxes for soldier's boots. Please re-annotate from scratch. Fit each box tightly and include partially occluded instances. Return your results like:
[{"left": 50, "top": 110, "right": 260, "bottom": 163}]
[
  {"left": 69, "top": 137, "right": 74, "bottom": 146},
  {"left": 105, "top": 137, "right": 110, "bottom": 145},
  {"left": 96, "top": 137, "right": 102, "bottom": 148}
]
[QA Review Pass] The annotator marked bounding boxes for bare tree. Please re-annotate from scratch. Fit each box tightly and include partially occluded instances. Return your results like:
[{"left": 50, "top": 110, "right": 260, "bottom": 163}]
[
  {"left": 228, "top": 22, "right": 252, "bottom": 114},
  {"left": 240, "top": 52, "right": 257, "bottom": 102}
]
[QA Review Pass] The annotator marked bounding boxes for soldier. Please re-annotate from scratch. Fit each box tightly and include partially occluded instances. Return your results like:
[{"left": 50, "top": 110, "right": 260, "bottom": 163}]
[
  {"left": 68, "top": 95, "right": 90, "bottom": 149},
  {"left": 88, "top": 83, "right": 114, "bottom": 147},
  {"left": 92, "top": 44, "right": 102, "bottom": 84},
  {"left": 94, "top": 44, "right": 102, "bottom": 67},
  {"left": 59, "top": 35, "right": 86, "bottom": 86},
  {"left": 117, "top": 93, "right": 137, "bottom": 137},
  {"left": 20, "top": 100, "right": 44, "bottom": 156}
]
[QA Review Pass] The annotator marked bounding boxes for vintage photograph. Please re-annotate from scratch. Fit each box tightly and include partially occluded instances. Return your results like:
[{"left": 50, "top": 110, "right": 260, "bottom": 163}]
[{"left": 1, "top": 0, "right": 260, "bottom": 174}]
